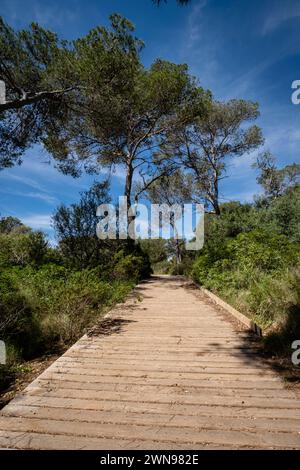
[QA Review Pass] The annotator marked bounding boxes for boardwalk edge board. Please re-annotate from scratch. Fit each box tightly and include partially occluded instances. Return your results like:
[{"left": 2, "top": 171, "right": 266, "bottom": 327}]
[
  {"left": 201, "top": 288, "right": 263, "bottom": 337},
  {"left": 190, "top": 279, "right": 263, "bottom": 337}
]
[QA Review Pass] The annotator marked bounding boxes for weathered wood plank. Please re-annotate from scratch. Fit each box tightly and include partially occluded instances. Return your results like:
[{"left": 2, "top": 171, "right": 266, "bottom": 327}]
[{"left": 1, "top": 276, "right": 300, "bottom": 449}]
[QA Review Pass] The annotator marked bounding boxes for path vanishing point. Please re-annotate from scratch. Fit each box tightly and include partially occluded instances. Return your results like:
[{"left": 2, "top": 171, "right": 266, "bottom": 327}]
[{"left": 1, "top": 276, "right": 300, "bottom": 449}]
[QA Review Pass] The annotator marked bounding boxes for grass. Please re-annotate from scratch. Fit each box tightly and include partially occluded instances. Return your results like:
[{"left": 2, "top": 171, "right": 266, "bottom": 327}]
[{"left": 0, "top": 264, "right": 134, "bottom": 393}]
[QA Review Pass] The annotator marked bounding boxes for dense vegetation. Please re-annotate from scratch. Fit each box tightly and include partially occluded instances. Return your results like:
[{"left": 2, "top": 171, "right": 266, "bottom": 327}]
[
  {"left": 0, "top": 207, "right": 151, "bottom": 393},
  {"left": 191, "top": 184, "right": 300, "bottom": 351}
]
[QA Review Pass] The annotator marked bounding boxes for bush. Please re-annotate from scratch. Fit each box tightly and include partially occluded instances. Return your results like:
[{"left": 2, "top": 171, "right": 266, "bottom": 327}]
[
  {"left": 0, "top": 262, "right": 134, "bottom": 395},
  {"left": 262, "top": 185, "right": 300, "bottom": 242},
  {"left": 152, "top": 260, "right": 171, "bottom": 274},
  {"left": 191, "top": 216, "right": 300, "bottom": 356},
  {"left": 0, "top": 268, "right": 39, "bottom": 359},
  {"left": 0, "top": 213, "right": 152, "bottom": 395},
  {"left": 0, "top": 231, "right": 48, "bottom": 267},
  {"left": 262, "top": 268, "right": 300, "bottom": 354},
  {"left": 10, "top": 265, "right": 134, "bottom": 351},
  {"left": 192, "top": 230, "right": 300, "bottom": 286},
  {"left": 112, "top": 250, "right": 151, "bottom": 282}
]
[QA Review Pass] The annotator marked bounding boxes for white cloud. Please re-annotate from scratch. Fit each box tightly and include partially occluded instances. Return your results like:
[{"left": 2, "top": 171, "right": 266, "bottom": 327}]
[
  {"left": 103, "top": 165, "right": 126, "bottom": 181},
  {"left": 186, "top": 0, "right": 208, "bottom": 50},
  {"left": 262, "top": 2, "right": 300, "bottom": 35},
  {"left": 221, "top": 188, "right": 262, "bottom": 204},
  {"left": 25, "top": 192, "right": 57, "bottom": 204},
  {"left": 178, "top": 0, "right": 223, "bottom": 92},
  {"left": 0, "top": 188, "right": 57, "bottom": 204},
  {"left": 230, "top": 148, "right": 260, "bottom": 170},
  {"left": 263, "top": 124, "right": 300, "bottom": 159},
  {"left": 2, "top": 173, "right": 47, "bottom": 192},
  {"left": 1, "top": 0, "right": 79, "bottom": 29},
  {"left": 21, "top": 214, "right": 52, "bottom": 230}
]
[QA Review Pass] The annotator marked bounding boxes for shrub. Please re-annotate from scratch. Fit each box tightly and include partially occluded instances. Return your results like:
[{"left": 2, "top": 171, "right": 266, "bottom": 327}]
[
  {"left": 0, "top": 263, "right": 134, "bottom": 377},
  {"left": 0, "top": 231, "right": 48, "bottom": 267},
  {"left": 0, "top": 268, "right": 40, "bottom": 359},
  {"left": 262, "top": 185, "right": 300, "bottom": 242},
  {"left": 112, "top": 251, "right": 150, "bottom": 282},
  {"left": 14, "top": 265, "right": 134, "bottom": 350},
  {"left": 0, "top": 214, "right": 151, "bottom": 395},
  {"left": 191, "top": 223, "right": 300, "bottom": 356},
  {"left": 152, "top": 259, "right": 172, "bottom": 274}
]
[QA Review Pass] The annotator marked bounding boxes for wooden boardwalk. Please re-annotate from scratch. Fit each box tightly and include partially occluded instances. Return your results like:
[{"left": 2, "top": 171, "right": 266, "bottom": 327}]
[{"left": 1, "top": 276, "right": 300, "bottom": 449}]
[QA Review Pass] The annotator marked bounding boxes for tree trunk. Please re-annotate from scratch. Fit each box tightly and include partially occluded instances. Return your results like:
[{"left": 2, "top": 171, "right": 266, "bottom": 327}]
[
  {"left": 213, "top": 201, "right": 221, "bottom": 215},
  {"left": 125, "top": 157, "right": 135, "bottom": 240},
  {"left": 212, "top": 167, "right": 221, "bottom": 215},
  {"left": 124, "top": 158, "right": 133, "bottom": 210},
  {"left": 175, "top": 238, "right": 182, "bottom": 265}
]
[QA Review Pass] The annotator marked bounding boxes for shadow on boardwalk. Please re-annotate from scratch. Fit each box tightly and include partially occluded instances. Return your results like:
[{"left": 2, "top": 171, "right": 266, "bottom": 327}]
[
  {"left": 0, "top": 275, "right": 300, "bottom": 450},
  {"left": 183, "top": 278, "right": 300, "bottom": 388},
  {"left": 88, "top": 318, "right": 137, "bottom": 338}
]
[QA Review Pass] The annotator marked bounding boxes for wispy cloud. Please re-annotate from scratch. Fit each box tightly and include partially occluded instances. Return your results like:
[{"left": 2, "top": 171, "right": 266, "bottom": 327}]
[
  {"left": 262, "top": 1, "right": 300, "bottom": 35},
  {"left": 179, "top": 0, "right": 223, "bottom": 94},
  {"left": 0, "top": 188, "right": 58, "bottom": 204},
  {"left": 21, "top": 214, "right": 52, "bottom": 230},
  {"left": 25, "top": 192, "right": 57, "bottom": 204},
  {"left": 101, "top": 165, "right": 126, "bottom": 181},
  {"left": 186, "top": 0, "right": 207, "bottom": 50},
  {"left": 221, "top": 188, "right": 263, "bottom": 204},
  {"left": 230, "top": 150, "right": 259, "bottom": 170},
  {"left": 1, "top": 0, "right": 79, "bottom": 29},
  {"left": 263, "top": 125, "right": 300, "bottom": 161},
  {"left": 31, "top": 1, "right": 79, "bottom": 28},
  {"left": 2, "top": 173, "right": 47, "bottom": 192}
]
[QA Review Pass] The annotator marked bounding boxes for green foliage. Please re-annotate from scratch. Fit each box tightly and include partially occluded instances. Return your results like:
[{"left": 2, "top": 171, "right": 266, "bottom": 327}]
[
  {"left": 114, "top": 241, "right": 152, "bottom": 280},
  {"left": 261, "top": 185, "right": 300, "bottom": 242},
  {"left": 0, "top": 216, "right": 25, "bottom": 234},
  {"left": 14, "top": 265, "right": 133, "bottom": 349},
  {"left": 44, "top": 43, "right": 210, "bottom": 204},
  {"left": 0, "top": 210, "right": 151, "bottom": 393},
  {"left": 0, "top": 268, "right": 37, "bottom": 358},
  {"left": 152, "top": 259, "right": 172, "bottom": 274},
  {"left": 190, "top": 189, "right": 300, "bottom": 356},
  {"left": 204, "top": 202, "right": 260, "bottom": 240},
  {"left": 262, "top": 268, "right": 300, "bottom": 354},
  {"left": 0, "top": 229, "right": 48, "bottom": 267},
  {"left": 192, "top": 230, "right": 299, "bottom": 288},
  {"left": 157, "top": 99, "right": 263, "bottom": 215},
  {"left": 139, "top": 239, "right": 169, "bottom": 265},
  {"left": 52, "top": 181, "right": 112, "bottom": 269},
  {"left": 113, "top": 252, "right": 144, "bottom": 281},
  {"left": 0, "top": 18, "right": 70, "bottom": 167},
  {"left": 0, "top": 14, "right": 143, "bottom": 169},
  {"left": 0, "top": 262, "right": 134, "bottom": 389},
  {"left": 253, "top": 151, "right": 300, "bottom": 200}
]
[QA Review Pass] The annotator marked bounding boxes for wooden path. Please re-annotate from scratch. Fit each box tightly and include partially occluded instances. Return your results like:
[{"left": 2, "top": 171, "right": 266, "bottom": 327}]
[{"left": 1, "top": 276, "right": 300, "bottom": 449}]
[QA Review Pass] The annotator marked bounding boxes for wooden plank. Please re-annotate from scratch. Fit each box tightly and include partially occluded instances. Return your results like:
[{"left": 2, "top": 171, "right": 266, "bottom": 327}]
[
  {"left": 1, "top": 275, "right": 299, "bottom": 449},
  {"left": 200, "top": 287, "right": 263, "bottom": 336}
]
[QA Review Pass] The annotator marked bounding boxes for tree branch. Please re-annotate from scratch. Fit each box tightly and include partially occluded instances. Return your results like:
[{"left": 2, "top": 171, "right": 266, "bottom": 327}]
[{"left": 0, "top": 86, "right": 76, "bottom": 112}]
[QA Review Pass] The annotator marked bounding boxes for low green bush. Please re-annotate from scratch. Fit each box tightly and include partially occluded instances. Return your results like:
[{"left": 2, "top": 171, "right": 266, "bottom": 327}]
[
  {"left": 0, "top": 213, "right": 151, "bottom": 395},
  {"left": 0, "top": 263, "right": 134, "bottom": 392},
  {"left": 112, "top": 252, "right": 147, "bottom": 282},
  {"left": 191, "top": 224, "right": 300, "bottom": 356}
]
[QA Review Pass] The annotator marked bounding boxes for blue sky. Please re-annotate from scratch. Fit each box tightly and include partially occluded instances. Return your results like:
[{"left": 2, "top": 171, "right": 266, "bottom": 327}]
[{"left": 0, "top": 0, "right": 300, "bottom": 241}]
